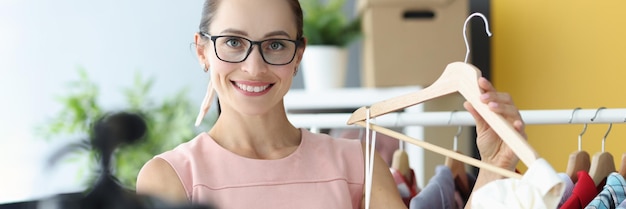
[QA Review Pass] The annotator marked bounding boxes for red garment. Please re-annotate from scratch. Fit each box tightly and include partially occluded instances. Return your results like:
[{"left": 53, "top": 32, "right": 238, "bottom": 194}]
[
  {"left": 560, "top": 171, "right": 601, "bottom": 209},
  {"left": 390, "top": 167, "right": 420, "bottom": 206}
]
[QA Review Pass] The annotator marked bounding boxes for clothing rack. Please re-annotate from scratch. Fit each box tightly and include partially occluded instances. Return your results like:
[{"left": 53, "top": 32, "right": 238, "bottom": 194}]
[{"left": 287, "top": 108, "right": 626, "bottom": 128}]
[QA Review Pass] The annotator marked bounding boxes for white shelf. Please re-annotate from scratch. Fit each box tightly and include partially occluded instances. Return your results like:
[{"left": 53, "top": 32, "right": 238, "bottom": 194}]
[{"left": 284, "top": 86, "right": 422, "bottom": 112}]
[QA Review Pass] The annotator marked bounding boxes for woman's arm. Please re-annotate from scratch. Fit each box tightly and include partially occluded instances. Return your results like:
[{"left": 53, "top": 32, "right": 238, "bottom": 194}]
[
  {"left": 136, "top": 158, "right": 189, "bottom": 204},
  {"left": 463, "top": 77, "right": 527, "bottom": 208},
  {"left": 362, "top": 144, "right": 408, "bottom": 209}
]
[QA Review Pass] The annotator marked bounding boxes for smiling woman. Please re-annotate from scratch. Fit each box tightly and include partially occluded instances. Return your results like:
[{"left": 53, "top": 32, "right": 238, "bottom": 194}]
[{"left": 135, "top": 0, "right": 403, "bottom": 208}]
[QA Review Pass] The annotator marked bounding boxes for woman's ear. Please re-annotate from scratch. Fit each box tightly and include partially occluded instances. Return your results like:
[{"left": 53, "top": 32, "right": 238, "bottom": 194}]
[
  {"left": 194, "top": 33, "right": 210, "bottom": 72},
  {"left": 294, "top": 37, "right": 307, "bottom": 66}
]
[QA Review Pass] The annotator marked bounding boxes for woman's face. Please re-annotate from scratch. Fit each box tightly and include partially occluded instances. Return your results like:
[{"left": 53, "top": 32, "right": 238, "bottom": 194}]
[{"left": 201, "top": 0, "right": 304, "bottom": 116}]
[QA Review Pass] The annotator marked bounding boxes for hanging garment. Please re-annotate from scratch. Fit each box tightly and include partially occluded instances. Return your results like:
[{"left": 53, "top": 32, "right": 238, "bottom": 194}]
[
  {"left": 390, "top": 167, "right": 420, "bottom": 206},
  {"left": 156, "top": 128, "right": 364, "bottom": 209},
  {"left": 585, "top": 172, "right": 626, "bottom": 209},
  {"left": 448, "top": 171, "right": 478, "bottom": 209},
  {"left": 561, "top": 171, "right": 600, "bottom": 209},
  {"left": 409, "top": 165, "right": 457, "bottom": 209},
  {"left": 470, "top": 158, "right": 565, "bottom": 209},
  {"left": 464, "top": 172, "right": 477, "bottom": 201},
  {"left": 453, "top": 191, "right": 464, "bottom": 209},
  {"left": 558, "top": 173, "right": 575, "bottom": 207}
]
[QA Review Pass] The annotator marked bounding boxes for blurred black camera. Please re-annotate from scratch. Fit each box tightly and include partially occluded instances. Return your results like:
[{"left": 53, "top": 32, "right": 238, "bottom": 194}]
[{"left": 1, "top": 112, "right": 214, "bottom": 209}]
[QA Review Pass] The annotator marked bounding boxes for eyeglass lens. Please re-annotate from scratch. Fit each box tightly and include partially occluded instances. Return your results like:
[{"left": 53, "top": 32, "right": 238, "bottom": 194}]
[{"left": 214, "top": 36, "right": 297, "bottom": 65}]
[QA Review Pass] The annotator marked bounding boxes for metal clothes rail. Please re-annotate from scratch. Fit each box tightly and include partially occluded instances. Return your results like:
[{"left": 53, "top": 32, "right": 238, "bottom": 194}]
[{"left": 287, "top": 108, "right": 626, "bottom": 128}]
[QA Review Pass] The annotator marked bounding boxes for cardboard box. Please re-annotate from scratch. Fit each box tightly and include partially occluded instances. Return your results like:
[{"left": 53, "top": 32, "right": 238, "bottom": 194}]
[{"left": 359, "top": 0, "right": 469, "bottom": 87}]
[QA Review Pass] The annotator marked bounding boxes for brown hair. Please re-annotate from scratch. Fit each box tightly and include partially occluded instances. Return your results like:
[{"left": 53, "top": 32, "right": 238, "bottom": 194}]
[{"left": 198, "top": 0, "right": 304, "bottom": 39}]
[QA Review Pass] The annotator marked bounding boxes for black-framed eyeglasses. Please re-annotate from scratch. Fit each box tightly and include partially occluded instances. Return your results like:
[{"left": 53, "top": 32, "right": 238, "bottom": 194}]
[{"left": 199, "top": 32, "right": 303, "bottom": 66}]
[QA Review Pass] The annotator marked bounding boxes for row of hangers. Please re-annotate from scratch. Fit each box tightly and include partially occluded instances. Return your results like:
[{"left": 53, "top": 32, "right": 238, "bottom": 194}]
[
  {"left": 390, "top": 110, "right": 471, "bottom": 198},
  {"left": 566, "top": 107, "right": 626, "bottom": 186},
  {"left": 390, "top": 105, "right": 626, "bottom": 200}
]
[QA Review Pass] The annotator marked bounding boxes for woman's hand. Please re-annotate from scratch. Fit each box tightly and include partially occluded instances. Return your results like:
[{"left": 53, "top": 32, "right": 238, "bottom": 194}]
[{"left": 463, "top": 77, "right": 527, "bottom": 173}]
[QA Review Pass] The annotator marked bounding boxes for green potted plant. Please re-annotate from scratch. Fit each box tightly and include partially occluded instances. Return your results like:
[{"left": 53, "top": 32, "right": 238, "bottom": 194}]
[
  {"left": 300, "top": 0, "right": 361, "bottom": 91},
  {"left": 37, "top": 68, "right": 215, "bottom": 189}
]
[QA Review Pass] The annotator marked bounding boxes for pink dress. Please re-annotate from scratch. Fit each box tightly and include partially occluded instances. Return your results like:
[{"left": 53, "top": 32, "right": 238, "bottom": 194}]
[{"left": 156, "top": 128, "right": 364, "bottom": 209}]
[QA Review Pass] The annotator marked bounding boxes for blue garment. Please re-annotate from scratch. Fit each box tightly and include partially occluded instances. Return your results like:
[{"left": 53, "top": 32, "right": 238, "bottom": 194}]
[
  {"left": 409, "top": 165, "right": 455, "bottom": 209},
  {"left": 585, "top": 172, "right": 626, "bottom": 209}
]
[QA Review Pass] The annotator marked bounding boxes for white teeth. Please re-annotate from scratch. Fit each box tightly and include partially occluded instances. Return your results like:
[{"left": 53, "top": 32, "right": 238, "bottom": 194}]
[{"left": 236, "top": 83, "right": 269, "bottom": 93}]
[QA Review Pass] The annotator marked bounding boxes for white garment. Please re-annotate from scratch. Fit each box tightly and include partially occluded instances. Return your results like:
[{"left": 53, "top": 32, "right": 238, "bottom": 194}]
[
  {"left": 471, "top": 158, "right": 565, "bottom": 209},
  {"left": 557, "top": 173, "right": 574, "bottom": 207}
]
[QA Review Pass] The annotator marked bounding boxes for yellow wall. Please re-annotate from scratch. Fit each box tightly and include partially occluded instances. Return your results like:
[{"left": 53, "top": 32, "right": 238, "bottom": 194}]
[{"left": 492, "top": 1, "right": 626, "bottom": 172}]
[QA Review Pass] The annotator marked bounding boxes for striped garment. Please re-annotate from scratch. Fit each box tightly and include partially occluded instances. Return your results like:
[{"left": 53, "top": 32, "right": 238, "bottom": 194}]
[{"left": 585, "top": 172, "right": 626, "bottom": 209}]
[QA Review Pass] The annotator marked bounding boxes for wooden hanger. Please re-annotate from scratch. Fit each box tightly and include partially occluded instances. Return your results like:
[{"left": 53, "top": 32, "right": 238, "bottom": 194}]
[
  {"left": 589, "top": 152, "right": 615, "bottom": 186},
  {"left": 619, "top": 153, "right": 626, "bottom": 180},
  {"left": 567, "top": 151, "right": 591, "bottom": 183},
  {"left": 391, "top": 142, "right": 411, "bottom": 181},
  {"left": 565, "top": 108, "right": 591, "bottom": 183},
  {"left": 589, "top": 117, "right": 616, "bottom": 186},
  {"left": 445, "top": 125, "right": 471, "bottom": 199},
  {"left": 347, "top": 62, "right": 539, "bottom": 178},
  {"left": 620, "top": 114, "right": 626, "bottom": 180}
]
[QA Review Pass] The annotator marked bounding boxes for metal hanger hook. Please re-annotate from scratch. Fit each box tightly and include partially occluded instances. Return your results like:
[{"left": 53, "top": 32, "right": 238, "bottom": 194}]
[
  {"left": 448, "top": 110, "right": 462, "bottom": 151},
  {"left": 590, "top": 107, "right": 608, "bottom": 152},
  {"left": 570, "top": 107, "right": 583, "bottom": 151},
  {"left": 602, "top": 122, "right": 612, "bottom": 153},
  {"left": 463, "top": 12, "right": 493, "bottom": 63},
  {"left": 447, "top": 110, "right": 457, "bottom": 125},
  {"left": 590, "top": 107, "right": 606, "bottom": 122}
]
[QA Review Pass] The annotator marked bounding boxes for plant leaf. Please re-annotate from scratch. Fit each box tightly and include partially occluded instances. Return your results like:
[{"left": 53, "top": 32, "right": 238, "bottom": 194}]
[{"left": 301, "top": 0, "right": 362, "bottom": 46}]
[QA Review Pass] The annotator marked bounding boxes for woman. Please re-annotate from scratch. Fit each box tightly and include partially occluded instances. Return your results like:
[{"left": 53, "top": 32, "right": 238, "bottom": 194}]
[{"left": 136, "top": 0, "right": 526, "bottom": 208}]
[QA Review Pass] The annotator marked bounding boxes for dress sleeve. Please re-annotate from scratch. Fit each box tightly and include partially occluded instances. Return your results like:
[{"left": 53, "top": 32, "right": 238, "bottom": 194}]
[{"left": 470, "top": 158, "right": 565, "bottom": 209}]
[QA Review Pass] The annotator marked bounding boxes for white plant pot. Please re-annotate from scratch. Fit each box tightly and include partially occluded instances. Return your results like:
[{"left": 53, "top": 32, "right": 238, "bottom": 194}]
[{"left": 301, "top": 46, "right": 348, "bottom": 92}]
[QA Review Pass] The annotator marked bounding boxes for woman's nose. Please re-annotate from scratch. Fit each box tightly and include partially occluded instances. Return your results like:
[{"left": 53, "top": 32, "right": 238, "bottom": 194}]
[{"left": 241, "top": 46, "right": 268, "bottom": 76}]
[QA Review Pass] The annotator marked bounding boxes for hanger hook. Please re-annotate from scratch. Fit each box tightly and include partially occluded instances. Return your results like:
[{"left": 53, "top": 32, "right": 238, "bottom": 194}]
[
  {"left": 590, "top": 107, "right": 609, "bottom": 152},
  {"left": 590, "top": 107, "right": 606, "bottom": 122},
  {"left": 602, "top": 123, "right": 612, "bottom": 153},
  {"left": 570, "top": 107, "right": 583, "bottom": 151},
  {"left": 448, "top": 110, "right": 462, "bottom": 151},
  {"left": 463, "top": 12, "right": 493, "bottom": 63},
  {"left": 447, "top": 110, "right": 457, "bottom": 125}
]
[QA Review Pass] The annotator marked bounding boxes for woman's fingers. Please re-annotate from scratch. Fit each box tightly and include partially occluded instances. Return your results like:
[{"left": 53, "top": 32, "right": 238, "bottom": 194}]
[
  {"left": 477, "top": 77, "right": 497, "bottom": 93},
  {"left": 476, "top": 77, "right": 526, "bottom": 138},
  {"left": 513, "top": 120, "right": 528, "bottom": 139}
]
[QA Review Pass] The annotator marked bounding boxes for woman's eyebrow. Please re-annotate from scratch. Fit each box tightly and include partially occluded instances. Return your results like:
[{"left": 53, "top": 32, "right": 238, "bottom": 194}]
[
  {"left": 218, "top": 29, "right": 292, "bottom": 39},
  {"left": 264, "top": 31, "right": 291, "bottom": 38},
  {"left": 218, "top": 28, "right": 248, "bottom": 36}
]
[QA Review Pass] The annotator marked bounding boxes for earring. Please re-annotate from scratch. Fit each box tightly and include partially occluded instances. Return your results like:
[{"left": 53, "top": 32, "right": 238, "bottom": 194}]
[
  {"left": 194, "top": 81, "right": 215, "bottom": 127},
  {"left": 201, "top": 64, "right": 208, "bottom": 72},
  {"left": 293, "top": 67, "right": 298, "bottom": 76}
]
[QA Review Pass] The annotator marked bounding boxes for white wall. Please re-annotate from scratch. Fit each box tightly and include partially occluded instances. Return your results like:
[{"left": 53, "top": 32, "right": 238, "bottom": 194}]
[{"left": 0, "top": 0, "right": 208, "bottom": 203}]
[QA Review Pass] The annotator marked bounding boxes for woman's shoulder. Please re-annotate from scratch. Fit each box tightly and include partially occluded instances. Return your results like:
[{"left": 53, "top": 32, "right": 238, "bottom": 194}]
[
  {"left": 300, "top": 128, "right": 363, "bottom": 157},
  {"left": 157, "top": 132, "right": 212, "bottom": 159},
  {"left": 302, "top": 128, "right": 360, "bottom": 143},
  {"left": 136, "top": 157, "right": 189, "bottom": 203},
  {"left": 136, "top": 132, "right": 212, "bottom": 201}
]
